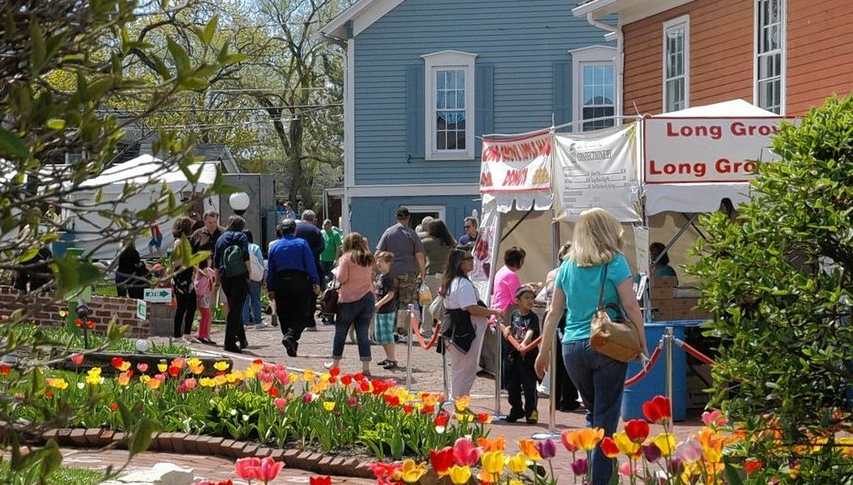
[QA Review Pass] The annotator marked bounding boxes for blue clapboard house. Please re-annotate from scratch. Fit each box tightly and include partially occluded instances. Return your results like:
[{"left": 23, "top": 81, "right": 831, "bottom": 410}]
[{"left": 319, "top": 0, "right": 616, "bottom": 245}]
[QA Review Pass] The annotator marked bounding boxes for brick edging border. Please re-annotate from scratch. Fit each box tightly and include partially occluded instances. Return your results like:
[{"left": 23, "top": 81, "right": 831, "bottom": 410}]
[{"left": 42, "top": 428, "right": 374, "bottom": 479}]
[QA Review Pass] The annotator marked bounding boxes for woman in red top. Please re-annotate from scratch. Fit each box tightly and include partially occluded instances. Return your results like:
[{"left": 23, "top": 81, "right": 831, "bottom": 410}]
[{"left": 325, "top": 233, "right": 376, "bottom": 375}]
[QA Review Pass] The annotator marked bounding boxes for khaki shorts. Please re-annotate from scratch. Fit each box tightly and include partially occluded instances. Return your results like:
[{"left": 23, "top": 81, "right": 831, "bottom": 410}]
[{"left": 393, "top": 274, "right": 418, "bottom": 309}]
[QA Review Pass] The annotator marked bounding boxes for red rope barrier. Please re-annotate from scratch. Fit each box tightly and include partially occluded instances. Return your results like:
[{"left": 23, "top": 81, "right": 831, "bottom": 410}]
[
  {"left": 673, "top": 338, "right": 716, "bottom": 365},
  {"left": 624, "top": 340, "right": 664, "bottom": 387},
  {"left": 499, "top": 323, "right": 543, "bottom": 355},
  {"left": 409, "top": 313, "right": 440, "bottom": 350}
]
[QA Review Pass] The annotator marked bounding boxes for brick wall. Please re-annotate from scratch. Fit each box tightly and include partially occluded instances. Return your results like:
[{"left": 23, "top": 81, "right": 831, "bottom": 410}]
[{"left": 0, "top": 286, "right": 150, "bottom": 338}]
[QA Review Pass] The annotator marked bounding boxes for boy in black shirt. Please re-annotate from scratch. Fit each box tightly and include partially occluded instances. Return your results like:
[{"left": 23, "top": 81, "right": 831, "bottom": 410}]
[
  {"left": 503, "top": 286, "right": 541, "bottom": 424},
  {"left": 374, "top": 251, "right": 398, "bottom": 370}
]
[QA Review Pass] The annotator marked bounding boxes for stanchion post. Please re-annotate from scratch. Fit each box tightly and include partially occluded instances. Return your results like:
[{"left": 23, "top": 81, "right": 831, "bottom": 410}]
[
  {"left": 494, "top": 320, "right": 505, "bottom": 420},
  {"left": 532, "top": 335, "right": 560, "bottom": 440},
  {"left": 664, "top": 326, "right": 674, "bottom": 419},
  {"left": 406, "top": 304, "right": 415, "bottom": 390}
]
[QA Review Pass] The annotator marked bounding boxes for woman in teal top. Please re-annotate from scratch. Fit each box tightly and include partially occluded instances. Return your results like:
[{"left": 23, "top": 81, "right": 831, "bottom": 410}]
[{"left": 535, "top": 208, "right": 647, "bottom": 485}]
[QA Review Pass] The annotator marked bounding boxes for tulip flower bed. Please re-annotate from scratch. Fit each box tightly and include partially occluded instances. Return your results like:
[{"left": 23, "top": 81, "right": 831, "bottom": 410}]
[
  {"left": 365, "top": 395, "right": 853, "bottom": 485},
  {"left": 6, "top": 357, "right": 489, "bottom": 461}
]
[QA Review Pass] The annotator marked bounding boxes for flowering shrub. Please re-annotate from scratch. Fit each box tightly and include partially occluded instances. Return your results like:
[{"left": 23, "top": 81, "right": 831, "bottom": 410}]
[{"left": 7, "top": 358, "right": 488, "bottom": 461}]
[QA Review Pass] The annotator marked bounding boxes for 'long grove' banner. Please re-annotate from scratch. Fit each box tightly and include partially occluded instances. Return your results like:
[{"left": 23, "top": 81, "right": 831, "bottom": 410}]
[
  {"left": 644, "top": 117, "right": 784, "bottom": 184},
  {"left": 480, "top": 130, "right": 551, "bottom": 193}
]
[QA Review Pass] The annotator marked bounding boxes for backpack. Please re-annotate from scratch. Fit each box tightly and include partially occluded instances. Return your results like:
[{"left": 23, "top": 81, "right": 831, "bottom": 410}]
[
  {"left": 222, "top": 244, "right": 247, "bottom": 278},
  {"left": 248, "top": 245, "right": 264, "bottom": 282}
]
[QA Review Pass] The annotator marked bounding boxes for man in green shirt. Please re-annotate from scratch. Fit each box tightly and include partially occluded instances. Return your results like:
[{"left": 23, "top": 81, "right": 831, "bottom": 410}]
[{"left": 320, "top": 219, "right": 342, "bottom": 288}]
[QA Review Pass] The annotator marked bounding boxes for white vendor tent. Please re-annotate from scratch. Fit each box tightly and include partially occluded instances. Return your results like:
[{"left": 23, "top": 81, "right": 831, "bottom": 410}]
[{"left": 72, "top": 154, "right": 220, "bottom": 261}]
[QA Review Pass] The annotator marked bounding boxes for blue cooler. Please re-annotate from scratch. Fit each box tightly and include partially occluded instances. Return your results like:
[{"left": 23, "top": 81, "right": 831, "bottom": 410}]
[{"left": 621, "top": 323, "right": 687, "bottom": 421}]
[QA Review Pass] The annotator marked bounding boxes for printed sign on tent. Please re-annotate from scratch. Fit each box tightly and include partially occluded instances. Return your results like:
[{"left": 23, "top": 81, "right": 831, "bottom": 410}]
[
  {"left": 470, "top": 225, "right": 495, "bottom": 280},
  {"left": 644, "top": 117, "right": 784, "bottom": 184},
  {"left": 480, "top": 131, "right": 551, "bottom": 193},
  {"left": 553, "top": 124, "right": 640, "bottom": 222}
]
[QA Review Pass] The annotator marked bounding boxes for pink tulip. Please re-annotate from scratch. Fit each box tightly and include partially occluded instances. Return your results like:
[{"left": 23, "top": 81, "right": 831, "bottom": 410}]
[
  {"left": 619, "top": 461, "right": 639, "bottom": 476},
  {"left": 701, "top": 410, "right": 729, "bottom": 427},
  {"left": 258, "top": 457, "right": 285, "bottom": 482},
  {"left": 70, "top": 353, "right": 84, "bottom": 365},
  {"left": 452, "top": 437, "right": 480, "bottom": 466},
  {"left": 677, "top": 438, "right": 703, "bottom": 463},
  {"left": 136, "top": 363, "right": 149, "bottom": 372},
  {"left": 234, "top": 457, "right": 262, "bottom": 480},
  {"left": 274, "top": 398, "right": 286, "bottom": 409}
]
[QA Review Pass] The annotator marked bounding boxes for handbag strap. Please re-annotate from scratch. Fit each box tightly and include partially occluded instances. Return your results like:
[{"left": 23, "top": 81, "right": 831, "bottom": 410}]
[{"left": 597, "top": 263, "right": 609, "bottom": 309}]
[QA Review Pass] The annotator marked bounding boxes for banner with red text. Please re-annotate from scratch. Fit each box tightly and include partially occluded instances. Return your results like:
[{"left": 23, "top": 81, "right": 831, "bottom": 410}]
[
  {"left": 644, "top": 117, "right": 783, "bottom": 184},
  {"left": 553, "top": 124, "right": 640, "bottom": 222},
  {"left": 480, "top": 130, "right": 551, "bottom": 193}
]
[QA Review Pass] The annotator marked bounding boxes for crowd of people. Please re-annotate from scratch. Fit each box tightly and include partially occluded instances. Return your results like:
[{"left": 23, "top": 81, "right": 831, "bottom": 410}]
[{"left": 107, "top": 203, "right": 652, "bottom": 485}]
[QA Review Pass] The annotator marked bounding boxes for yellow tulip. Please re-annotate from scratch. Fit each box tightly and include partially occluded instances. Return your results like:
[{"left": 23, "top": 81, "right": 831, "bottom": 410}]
[
  {"left": 140, "top": 375, "right": 151, "bottom": 384},
  {"left": 46, "top": 378, "right": 68, "bottom": 390},
  {"left": 214, "top": 361, "right": 230, "bottom": 371},
  {"left": 507, "top": 452, "right": 528, "bottom": 474},
  {"left": 303, "top": 369, "right": 316, "bottom": 382},
  {"left": 399, "top": 459, "right": 427, "bottom": 484},
  {"left": 323, "top": 401, "right": 336, "bottom": 411},
  {"left": 509, "top": 480, "right": 523, "bottom": 485},
  {"left": 157, "top": 363, "right": 167, "bottom": 373},
  {"left": 573, "top": 428, "right": 605, "bottom": 452},
  {"left": 187, "top": 358, "right": 202, "bottom": 368},
  {"left": 190, "top": 365, "right": 204, "bottom": 375},
  {"left": 454, "top": 395, "right": 470, "bottom": 412},
  {"left": 517, "top": 439, "right": 541, "bottom": 461},
  {"left": 481, "top": 451, "right": 505, "bottom": 475},
  {"left": 214, "top": 375, "right": 227, "bottom": 386},
  {"left": 85, "top": 367, "right": 102, "bottom": 386},
  {"left": 613, "top": 431, "right": 641, "bottom": 457},
  {"left": 449, "top": 465, "right": 471, "bottom": 485},
  {"left": 653, "top": 433, "right": 676, "bottom": 458},
  {"left": 118, "top": 361, "right": 131, "bottom": 372}
]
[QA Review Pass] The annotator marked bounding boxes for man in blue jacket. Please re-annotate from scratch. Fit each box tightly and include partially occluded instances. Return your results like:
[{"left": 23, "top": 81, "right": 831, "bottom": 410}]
[
  {"left": 213, "top": 216, "right": 251, "bottom": 353},
  {"left": 268, "top": 219, "right": 321, "bottom": 357},
  {"left": 296, "top": 210, "right": 325, "bottom": 330}
]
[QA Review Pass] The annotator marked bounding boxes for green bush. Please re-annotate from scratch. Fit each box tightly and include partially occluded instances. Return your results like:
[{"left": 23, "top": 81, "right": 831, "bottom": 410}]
[{"left": 689, "top": 95, "right": 853, "bottom": 482}]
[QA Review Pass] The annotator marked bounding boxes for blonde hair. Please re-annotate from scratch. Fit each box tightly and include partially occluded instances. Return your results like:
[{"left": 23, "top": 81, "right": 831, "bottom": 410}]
[
  {"left": 568, "top": 208, "right": 623, "bottom": 267},
  {"left": 376, "top": 251, "right": 394, "bottom": 264}
]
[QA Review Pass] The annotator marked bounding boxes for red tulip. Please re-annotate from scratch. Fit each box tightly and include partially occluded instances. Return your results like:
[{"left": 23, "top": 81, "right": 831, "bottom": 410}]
[
  {"left": 111, "top": 357, "right": 124, "bottom": 369},
  {"left": 435, "top": 412, "right": 449, "bottom": 427},
  {"left": 167, "top": 365, "right": 180, "bottom": 378},
  {"left": 234, "top": 457, "right": 261, "bottom": 480},
  {"left": 743, "top": 459, "right": 764, "bottom": 474},
  {"left": 329, "top": 367, "right": 340, "bottom": 377},
  {"left": 269, "top": 387, "right": 279, "bottom": 397},
  {"left": 341, "top": 374, "right": 353, "bottom": 386},
  {"left": 429, "top": 446, "right": 454, "bottom": 476},
  {"left": 354, "top": 372, "right": 364, "bottom": 381},
  {"left": 86, "top": 320, "right": 96, "bottom": 329},
  {"left": 625, "top": 419, "right": 650, "bottom": 443},
  {"left": 600, "top": 437, "right": 620, "bottom": 458},
  {"left": 561, "top": 429, "right": 578, "bottom": 452},
  {"left": 403, "top": 403, "right": 413, "bottom": 414},
  {"left": 71, "top": 353, "right": 84, "bottom": 365},
  {"left": 310, "top": 476, "right": 331, "bottom": 485},
  {"left": 0, "top": 364, "right": 10, "bottom": 375},
  {"left": 642, "top": 395, "right": 671, "bottom": 424}
]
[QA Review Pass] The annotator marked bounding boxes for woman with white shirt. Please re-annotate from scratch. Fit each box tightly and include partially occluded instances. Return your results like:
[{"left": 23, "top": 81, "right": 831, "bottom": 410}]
[{"left": 440, "top": 248, "right": 504, "bottom": 400}]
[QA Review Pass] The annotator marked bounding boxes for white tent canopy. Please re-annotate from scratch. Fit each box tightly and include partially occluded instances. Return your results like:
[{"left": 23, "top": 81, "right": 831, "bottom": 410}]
[
  {"left": 643, "top": 99, "right": 779, "bottom": 215},
  {"left": 71, "top": 155, "right": 220, "bottom": 261}
]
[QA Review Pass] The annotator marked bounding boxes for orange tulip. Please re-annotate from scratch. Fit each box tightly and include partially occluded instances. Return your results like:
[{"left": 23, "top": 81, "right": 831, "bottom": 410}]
[
  {"left": 517, "top": 439, "right": 541, "bottom": 461},
  {"left": 573, "top": 428, "right": 605, "bottom": 452}
]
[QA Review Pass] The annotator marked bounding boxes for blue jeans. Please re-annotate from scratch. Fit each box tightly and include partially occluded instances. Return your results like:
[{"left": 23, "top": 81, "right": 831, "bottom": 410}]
[
  {"left": 333, "top": 292, "right": 375, "bottom": 361},
  {"left": 563, "top": 340, "right": 627, "bottom": 485},
  {"left": 242, "top": 280, "right": 263, "bottom": 325}
]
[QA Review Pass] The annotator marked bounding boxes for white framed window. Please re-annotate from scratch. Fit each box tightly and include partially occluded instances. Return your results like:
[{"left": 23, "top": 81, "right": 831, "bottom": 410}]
[
  {"left": 569, "top": 45, "right": 617, "bottom": 131},
  {"left": 754, "top": 0, "right": 785, "bottom": 114},
  {"left": 422, "top": 50, "right": 477, "bottom": 160},
  {"left": 663, "top": 15, "right": 689, "bottom": 113}
]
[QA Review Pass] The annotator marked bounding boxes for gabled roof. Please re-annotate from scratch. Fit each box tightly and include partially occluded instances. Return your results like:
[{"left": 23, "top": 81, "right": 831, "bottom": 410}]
[
  {"left": 573, "top": 0, "right": 692, "bottom": 23},
  {"left": 320, "top": 0, "right": 405, "bottom": 39}
]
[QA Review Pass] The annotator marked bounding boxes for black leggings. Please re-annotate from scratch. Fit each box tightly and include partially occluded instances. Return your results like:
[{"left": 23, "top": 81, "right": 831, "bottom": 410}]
[{"left": 174, "top": 290, "right": 197, "bottom": 337}]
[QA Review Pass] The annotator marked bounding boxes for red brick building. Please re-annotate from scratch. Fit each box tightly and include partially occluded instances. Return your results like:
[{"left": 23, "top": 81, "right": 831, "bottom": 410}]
[{"left": 573, "top": 0, "right": 853, "bottom": 116}]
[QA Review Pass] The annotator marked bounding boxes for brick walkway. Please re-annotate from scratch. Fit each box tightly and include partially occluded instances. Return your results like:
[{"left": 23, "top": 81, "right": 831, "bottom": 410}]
[{"left": 78, "top": 319, "right": 706, "bottom": 482}]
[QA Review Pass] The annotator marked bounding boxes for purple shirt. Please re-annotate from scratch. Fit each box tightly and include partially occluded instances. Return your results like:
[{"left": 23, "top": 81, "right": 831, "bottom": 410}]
[{"left": 491, "top": 265, "right": 521, "bottom": 312}]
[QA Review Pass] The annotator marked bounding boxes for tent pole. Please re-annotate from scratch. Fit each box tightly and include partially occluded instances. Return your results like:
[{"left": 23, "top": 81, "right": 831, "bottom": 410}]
[{"left": 486, "top": 211, "right": 505, "bottom": 420}]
